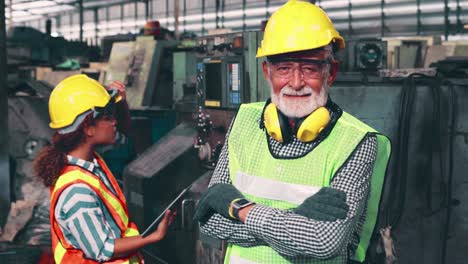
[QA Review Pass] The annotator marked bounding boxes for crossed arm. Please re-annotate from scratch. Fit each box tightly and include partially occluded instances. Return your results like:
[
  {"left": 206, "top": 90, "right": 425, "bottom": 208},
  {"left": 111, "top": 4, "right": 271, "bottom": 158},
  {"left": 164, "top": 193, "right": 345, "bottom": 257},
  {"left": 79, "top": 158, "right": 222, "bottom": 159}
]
[{"left": 199, "top": 135, "right": 377, "bottom": 258}]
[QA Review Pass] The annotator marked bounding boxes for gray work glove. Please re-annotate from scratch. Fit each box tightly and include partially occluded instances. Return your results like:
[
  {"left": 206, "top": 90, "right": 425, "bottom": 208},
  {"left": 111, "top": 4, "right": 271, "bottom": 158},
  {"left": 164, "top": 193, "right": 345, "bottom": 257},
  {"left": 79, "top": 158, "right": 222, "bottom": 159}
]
[
  {"left": 293, "top": 187, "right": 349, "bottom": 221},
  {"left": 194, "top": 183, "right": 244, "bottom": 224}
]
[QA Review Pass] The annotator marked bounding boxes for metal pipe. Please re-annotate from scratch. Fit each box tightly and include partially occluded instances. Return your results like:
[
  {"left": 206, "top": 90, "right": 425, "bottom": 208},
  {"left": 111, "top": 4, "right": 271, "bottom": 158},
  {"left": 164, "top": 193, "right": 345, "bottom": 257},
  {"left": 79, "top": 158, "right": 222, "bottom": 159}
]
[
  {"left": 106, "top": 6, "right": 110, "bottom": 25},
  {"left": 134, "top": 0, "right": 138, "bottom": 31},
  {"left": 444, "top": 0, "right": 449, "bottom": 40},
  {"left": 175, "top": 0, "right": 180, "bottom": 40},
  {"left": 166, "top": 0, "right": 169, "bottom": 28},
  {"left": 0, "top": 0, "right": 10, "bottom": 228},
  {"left": 202, "top": 0, "right": 205, "bottom": 35},
  {"left": 79, "top": 0, "right": 83, "bottom": 42},
  {"left": 145, "top": 0, "right": 149, "bottom": 21},
  {"left": 348, "top": 0, "right": 352, "bottom": 37},
  {"left": 94, "top": 8, "right": 98, "bottom": 46},
  {"left": 183, "top": 0, "right": 186, "bottom": 31},
  {"left": 120, "top": 3, "right": 124, "bottom": 31},
  {"left": 221, "top": 0, "right": 225, "bottom": 28},
  {"left": 381, "top": 0, "right": 385, "bottom": 37},
  {"left": 457, "top": 0, "right": 461, "bottom": 33},
  {"left": 56, "top": 15, "right": 61, "bottom": 35},
  {"left": 216, "top": 0, "right": 220, "bottom": 29},
  {"left": 69, "top": 13, "right": 73, "bottom": 38},
  {"left": 417, "top": 0, "right": 421, "bottom": 35},
  {"left": 150, "top": 0, "right": 153, "bottom": 20},
  {"left": 8, "top": 0, "right": 12, "bottom": 31},
  {"left": 242, "top": 0, "right": 246, "bottom": 32},
  {"left": 46, "top": 19, "right": 52, "bottom": 36}
]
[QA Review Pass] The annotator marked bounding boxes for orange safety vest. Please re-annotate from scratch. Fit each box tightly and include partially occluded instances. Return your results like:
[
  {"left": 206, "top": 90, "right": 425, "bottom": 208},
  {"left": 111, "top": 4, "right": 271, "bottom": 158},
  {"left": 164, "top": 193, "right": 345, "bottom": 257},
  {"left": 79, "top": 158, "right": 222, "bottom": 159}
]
[{"left": 50, "top": 153, "right": 144, "bottom": 264}]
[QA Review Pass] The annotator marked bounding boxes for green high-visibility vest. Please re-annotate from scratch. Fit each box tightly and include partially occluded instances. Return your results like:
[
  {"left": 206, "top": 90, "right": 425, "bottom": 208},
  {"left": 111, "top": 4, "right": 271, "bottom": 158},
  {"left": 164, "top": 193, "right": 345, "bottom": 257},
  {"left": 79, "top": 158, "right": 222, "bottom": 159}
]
[{"left": 227, "top": 102, "right": 391, "bottom": 264}]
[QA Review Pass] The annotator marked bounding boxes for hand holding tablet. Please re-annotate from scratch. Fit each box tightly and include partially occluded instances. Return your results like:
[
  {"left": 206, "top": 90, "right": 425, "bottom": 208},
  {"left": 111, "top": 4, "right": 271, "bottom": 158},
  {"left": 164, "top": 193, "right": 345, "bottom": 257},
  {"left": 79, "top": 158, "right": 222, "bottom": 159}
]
[{"left": 140, "top": 186, "right": 191, "bottom": 237}]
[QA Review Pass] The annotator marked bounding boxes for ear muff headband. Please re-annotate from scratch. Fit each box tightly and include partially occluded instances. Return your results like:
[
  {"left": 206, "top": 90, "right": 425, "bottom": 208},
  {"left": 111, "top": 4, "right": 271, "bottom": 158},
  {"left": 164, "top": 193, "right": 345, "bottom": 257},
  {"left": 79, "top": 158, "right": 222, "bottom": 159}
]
[{"left": 263, "top": 102, "right": 331, "bottom": 143}]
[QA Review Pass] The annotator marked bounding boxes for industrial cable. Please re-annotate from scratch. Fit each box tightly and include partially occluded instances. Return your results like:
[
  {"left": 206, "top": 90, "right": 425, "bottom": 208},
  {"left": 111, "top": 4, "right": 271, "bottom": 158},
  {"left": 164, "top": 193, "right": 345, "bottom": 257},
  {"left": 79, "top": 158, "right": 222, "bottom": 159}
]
[
  {"left": 385, "top": 73, "right": 417, "bottom": 229},
  {"left": 384, "top": 73, "right": 449, "bottom": 229},
  {"left": 423, "top": 78, "right": 447, "bottom": 217},
  {"left": 383, "top": 74, "right": 456, "bottom": 262},
  {"left": 440, "top": 80, "right": 456, "bottom": 264}
]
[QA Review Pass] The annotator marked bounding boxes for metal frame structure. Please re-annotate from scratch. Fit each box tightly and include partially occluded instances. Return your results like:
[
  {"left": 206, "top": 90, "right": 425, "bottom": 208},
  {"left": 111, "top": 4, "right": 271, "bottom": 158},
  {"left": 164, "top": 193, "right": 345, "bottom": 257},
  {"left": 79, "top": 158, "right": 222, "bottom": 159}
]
[
  {"left": 0, "top": 0, "right": 9, "bottom": 228},
  {"left": 5, "top": 1, "right": 468, "bottom": 45}
]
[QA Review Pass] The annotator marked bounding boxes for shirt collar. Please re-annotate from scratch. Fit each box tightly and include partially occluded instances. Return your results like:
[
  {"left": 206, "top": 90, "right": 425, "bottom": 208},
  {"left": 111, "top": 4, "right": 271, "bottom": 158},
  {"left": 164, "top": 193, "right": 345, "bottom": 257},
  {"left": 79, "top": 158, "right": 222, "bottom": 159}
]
[{"left": 67, "top": 155, "right": 100, "bottom": 173}]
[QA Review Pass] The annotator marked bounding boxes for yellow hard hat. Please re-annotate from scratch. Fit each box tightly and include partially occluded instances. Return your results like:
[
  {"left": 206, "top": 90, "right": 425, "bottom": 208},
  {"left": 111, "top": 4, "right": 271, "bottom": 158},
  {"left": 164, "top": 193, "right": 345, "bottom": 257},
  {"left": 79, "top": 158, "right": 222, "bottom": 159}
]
[
  {"left": 49, "top": 74, "right": 114, "bottom": 130},
  {"left": 257, "top": 0, "right": 345, "bottom": 58}
]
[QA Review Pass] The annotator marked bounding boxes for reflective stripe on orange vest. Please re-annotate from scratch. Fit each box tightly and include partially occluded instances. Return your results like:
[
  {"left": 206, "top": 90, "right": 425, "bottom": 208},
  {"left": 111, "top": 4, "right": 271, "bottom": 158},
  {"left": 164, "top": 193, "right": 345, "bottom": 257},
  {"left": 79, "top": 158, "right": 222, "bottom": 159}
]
[{"left": 50, "top": 153, "right": 143, "bottom": 264}]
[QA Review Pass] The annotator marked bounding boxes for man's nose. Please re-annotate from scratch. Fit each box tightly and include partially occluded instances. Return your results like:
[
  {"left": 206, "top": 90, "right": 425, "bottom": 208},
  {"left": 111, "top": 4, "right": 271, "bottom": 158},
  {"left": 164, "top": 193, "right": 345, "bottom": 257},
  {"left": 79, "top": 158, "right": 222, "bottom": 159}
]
[{"left": 288, "top": 68, "right": 305, "bottom": 90}]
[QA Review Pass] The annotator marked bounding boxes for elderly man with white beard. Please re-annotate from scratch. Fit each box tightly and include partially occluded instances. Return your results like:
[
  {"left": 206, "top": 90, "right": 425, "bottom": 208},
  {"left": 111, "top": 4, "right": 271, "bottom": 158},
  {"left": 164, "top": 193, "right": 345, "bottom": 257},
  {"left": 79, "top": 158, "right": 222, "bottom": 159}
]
[{"left": 193, "top": 1, "right": 391, "bottom": 264}]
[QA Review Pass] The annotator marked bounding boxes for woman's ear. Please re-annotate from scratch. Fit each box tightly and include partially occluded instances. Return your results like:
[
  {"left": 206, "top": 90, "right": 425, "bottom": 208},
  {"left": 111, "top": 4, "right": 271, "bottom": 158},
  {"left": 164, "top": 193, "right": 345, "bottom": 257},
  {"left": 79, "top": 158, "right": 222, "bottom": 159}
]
[
  {"left": 327, "top": 60, "right": 339, "bottom": 86},
  {"left": 84, "top": 126, "right": 96, "bottom": 137}
]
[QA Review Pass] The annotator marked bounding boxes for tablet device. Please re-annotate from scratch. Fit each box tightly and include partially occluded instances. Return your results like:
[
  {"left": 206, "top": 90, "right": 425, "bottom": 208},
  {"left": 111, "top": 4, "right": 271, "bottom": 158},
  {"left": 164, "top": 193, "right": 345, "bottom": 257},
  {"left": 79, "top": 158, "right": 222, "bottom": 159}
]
[{"left": 140, "top": 186, "right": 191, "bottom": 237}]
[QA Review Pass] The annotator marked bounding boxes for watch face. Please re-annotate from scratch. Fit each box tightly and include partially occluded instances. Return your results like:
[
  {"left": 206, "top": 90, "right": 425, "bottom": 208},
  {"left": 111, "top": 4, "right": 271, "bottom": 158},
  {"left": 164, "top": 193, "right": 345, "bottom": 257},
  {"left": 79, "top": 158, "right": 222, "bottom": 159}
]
[{"left": 235, "top": 198, "right": 252, "bottom": 208}]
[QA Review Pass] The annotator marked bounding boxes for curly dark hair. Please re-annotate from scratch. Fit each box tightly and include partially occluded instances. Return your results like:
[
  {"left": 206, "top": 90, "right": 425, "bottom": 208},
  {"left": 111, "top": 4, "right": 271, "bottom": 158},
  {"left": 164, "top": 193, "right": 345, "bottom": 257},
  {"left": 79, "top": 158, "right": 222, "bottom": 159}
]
[{"left": 33, "top": 114, "right": 95, "bottom": 187}]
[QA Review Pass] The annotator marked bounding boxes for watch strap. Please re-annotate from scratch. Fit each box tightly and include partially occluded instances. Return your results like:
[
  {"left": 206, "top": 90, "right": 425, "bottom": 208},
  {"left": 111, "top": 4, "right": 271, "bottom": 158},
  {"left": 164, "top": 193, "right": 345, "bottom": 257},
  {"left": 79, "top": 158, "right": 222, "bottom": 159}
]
[
  {"left": 229, "top": 198, "right": 243, "bottom": 219},
  {"left": 232, "top": 198, "right": 255, "bottom": 221}
]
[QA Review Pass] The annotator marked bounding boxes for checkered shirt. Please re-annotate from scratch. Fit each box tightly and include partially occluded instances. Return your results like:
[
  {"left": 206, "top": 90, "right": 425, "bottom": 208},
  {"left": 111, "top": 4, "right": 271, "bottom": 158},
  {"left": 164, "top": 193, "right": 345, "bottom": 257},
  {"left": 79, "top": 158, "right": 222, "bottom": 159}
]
[{"left": 200, "top": 112, "right": 378, "bottom": 263}]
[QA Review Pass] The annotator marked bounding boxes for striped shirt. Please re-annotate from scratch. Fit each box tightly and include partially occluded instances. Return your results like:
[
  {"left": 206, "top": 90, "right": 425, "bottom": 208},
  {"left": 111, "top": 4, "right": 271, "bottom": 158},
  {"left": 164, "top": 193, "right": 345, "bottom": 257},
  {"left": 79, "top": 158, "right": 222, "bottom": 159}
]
[
  {"left": 54, "top": 156, "right": 121, "bottom": 261},
  {"left": 200, "top": 115, "right": 377, "bottom": 262}
]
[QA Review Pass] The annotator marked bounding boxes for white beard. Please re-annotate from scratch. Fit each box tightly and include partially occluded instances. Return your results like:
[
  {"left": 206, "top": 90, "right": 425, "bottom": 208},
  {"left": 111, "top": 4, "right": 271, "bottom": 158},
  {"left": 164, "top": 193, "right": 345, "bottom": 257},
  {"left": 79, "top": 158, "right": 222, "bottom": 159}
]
[{"left": 271, "top": 84, "right": 328, "bottom": 118}]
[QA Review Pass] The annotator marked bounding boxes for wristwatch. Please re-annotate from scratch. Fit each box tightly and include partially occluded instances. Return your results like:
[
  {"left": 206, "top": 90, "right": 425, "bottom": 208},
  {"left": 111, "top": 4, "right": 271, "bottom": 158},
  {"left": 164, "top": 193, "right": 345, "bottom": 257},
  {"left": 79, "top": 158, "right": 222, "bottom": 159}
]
[{"left": 230, "top": 198, "right": 255, "bottom": 221}]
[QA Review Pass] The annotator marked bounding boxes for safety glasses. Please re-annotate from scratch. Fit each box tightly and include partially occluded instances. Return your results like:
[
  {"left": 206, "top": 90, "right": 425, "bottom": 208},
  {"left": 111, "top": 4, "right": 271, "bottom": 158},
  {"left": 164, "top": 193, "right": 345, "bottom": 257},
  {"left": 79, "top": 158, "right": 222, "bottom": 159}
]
[
  {"left": 267, "top": 58, "right": 330, "bottom": 79},
  {"left": 93, "top": 89, "right": 118, "bottom": 120}
]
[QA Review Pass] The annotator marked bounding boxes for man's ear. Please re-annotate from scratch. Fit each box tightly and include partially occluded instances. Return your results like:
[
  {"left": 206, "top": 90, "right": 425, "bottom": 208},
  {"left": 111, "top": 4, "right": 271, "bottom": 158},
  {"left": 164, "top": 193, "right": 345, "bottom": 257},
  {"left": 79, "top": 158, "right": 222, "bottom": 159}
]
[
  {"left": 327, "top": 60, "right": 339, "bottom": 86},
  {"left": 262, "top": 61, "right": 269, "bottom": 80}
]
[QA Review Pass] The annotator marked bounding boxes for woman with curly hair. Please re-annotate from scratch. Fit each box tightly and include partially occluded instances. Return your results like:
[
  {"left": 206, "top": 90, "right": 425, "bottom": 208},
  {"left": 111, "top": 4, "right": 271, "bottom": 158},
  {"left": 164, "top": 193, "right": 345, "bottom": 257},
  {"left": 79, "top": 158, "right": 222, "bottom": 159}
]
[{"left": 34, "top": 74, "right": 175, "bottom": 263}]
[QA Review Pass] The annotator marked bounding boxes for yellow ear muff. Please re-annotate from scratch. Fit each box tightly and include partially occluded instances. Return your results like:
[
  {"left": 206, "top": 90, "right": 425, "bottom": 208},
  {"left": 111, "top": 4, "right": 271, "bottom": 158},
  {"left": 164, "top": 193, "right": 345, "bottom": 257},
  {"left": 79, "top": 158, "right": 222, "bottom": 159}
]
[
  {"left": 296, "top": 107, "right": 331, "bottom": 142},
  {"left": 263, "top": 103, "right": 284, "bottom": 143}
]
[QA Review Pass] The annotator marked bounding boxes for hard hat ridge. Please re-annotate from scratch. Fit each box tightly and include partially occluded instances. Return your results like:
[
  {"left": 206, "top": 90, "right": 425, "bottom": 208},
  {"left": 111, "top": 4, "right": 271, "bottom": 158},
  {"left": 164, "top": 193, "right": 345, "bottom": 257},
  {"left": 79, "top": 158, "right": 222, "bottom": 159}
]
[{"left": 257, "top": 0, "right": 345, "bottom": 58}]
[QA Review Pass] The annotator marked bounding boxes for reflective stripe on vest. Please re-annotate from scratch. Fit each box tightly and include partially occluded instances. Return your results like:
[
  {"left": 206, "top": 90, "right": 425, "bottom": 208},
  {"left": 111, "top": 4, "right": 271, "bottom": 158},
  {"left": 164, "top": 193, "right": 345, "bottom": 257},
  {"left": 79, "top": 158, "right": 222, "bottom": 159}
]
[
  {"left": 54, "top": 241, "right": 67, "bottom": 264},
  {"left": 229, "top": 255, "right": 258, "bottom": 264},
  {"left": 233, "top": 171, "right": 321, "bottom": 205},
  {"left": 50, "top": 153, "right": 143, "bottom": 264},
  {"left": 227, "top": 102, "right": 391, "bottom": 264}
]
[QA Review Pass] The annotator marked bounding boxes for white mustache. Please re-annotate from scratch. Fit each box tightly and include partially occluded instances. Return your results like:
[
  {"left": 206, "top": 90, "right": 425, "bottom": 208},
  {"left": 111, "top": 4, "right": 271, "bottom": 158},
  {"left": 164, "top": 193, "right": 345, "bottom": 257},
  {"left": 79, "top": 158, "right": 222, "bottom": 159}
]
[
  {"left": 272, "top": 84, "right": 327, "bottom": 118},
  {"left": 280, "top": 86, "right": 314, "bottom": 96}
]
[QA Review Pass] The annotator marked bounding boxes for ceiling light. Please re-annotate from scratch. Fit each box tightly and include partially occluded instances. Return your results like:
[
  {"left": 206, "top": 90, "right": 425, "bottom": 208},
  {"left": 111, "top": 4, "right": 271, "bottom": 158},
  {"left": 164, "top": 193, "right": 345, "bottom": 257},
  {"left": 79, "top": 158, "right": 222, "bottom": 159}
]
[{"left": 13, "top": 0, "right": 56, "bottom": 10}]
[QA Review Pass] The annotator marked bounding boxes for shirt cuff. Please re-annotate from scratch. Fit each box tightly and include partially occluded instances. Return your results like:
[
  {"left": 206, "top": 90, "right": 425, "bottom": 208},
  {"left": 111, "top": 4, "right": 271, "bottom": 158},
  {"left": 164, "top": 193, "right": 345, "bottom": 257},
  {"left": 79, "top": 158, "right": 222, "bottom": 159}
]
[
  {"left": 101, "top": 238, "right": 115, "bottom": 261},
  {"left": 245, "top": 204, "right": 274, "bottom": 240}
]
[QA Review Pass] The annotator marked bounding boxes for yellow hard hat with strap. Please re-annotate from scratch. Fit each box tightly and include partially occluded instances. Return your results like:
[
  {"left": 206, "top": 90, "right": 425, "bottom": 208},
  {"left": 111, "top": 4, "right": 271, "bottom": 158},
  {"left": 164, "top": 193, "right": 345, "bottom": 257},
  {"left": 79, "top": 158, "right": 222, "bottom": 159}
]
[
  {"left": 257, "top": 0, "right": 345, "bottom": 58},
  {"left": 48, "top": 74, "right": 121, "bottom": 131}
]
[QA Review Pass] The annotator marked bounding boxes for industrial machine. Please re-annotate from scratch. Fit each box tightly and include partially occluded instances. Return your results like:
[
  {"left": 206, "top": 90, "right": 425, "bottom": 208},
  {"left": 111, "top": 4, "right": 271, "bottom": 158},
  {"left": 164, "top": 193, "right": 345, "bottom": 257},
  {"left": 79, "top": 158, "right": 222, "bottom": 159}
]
[
  {"left": 336, "top": 38, "right": 388, "bottom": 73},
  {"left": 6, "top": 83, "right": 54, "bottom": 247},
  {"left": 197, "top": 31, "right": 270, "bottom": 109},
  {"left": 123, "top": 123, "right": 207, "bottom": 263},
  {"left": 355, "top": 40, "right": 387, "bottom": 71},
  {"left": 103, "top": 36, "right": 177, "bottom": 108},
  {"left": 7, "top": 26, "right": 101, "bottom": 89}
]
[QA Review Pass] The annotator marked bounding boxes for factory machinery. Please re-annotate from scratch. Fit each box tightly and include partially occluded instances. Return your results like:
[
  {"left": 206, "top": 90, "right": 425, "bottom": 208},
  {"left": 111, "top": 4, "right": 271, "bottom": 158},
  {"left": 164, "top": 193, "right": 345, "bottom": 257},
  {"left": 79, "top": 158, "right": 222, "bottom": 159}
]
[{"left": 5, "top": 30, "right": 468, "bottom": 264}]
